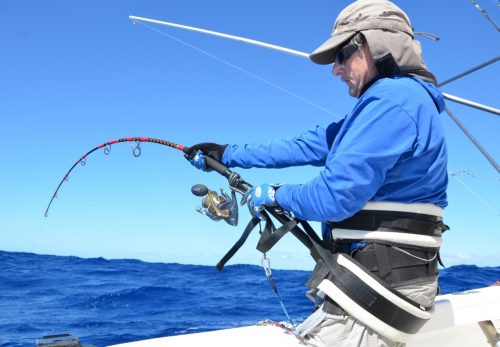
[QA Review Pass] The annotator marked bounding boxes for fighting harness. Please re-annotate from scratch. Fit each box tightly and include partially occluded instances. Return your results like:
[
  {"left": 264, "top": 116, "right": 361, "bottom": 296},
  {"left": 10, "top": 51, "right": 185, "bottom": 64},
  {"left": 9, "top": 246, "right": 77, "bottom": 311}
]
[
  {"left": 194, "top": 156, "right": 448, "bottom": 343},
  {"left": 223, "top": 202, "right": 447, "bottom": 343}
]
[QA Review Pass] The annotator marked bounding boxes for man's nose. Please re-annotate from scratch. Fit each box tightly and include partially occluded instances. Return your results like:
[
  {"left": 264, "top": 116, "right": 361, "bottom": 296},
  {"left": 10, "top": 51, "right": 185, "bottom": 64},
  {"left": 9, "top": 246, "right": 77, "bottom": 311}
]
[{"left": 332, "top": 63, "right": 342, "bottom": 76}]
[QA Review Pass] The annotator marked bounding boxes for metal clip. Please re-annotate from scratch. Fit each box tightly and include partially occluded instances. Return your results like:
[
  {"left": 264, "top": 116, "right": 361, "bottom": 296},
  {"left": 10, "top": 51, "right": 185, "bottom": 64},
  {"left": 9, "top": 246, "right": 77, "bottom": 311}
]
[{"left": 261, "top": 253, "right": 272, "bottom": 278}]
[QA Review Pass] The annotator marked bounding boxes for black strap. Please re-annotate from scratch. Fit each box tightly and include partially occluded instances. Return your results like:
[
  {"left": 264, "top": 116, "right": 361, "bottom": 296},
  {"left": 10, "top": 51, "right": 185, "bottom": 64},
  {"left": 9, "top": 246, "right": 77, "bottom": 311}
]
[
  {"left": 437, "top": 251, "right": 446, "bottom": 268},
  {"left": 256, "top": 219, "right": 297, "bottom": 253},
  {"left": 374, "top": 243, "right": 392, "bottom": 281},
  {"left": 216, "top": 211, "right": 312, "bottom": 270},
  {"left": 331, "top": 210, "right": 446, "bottom": 236},
  {"left": 325, "top": 255, "right": 429, "bottom": 334},
  {"left": 354, "top": 243, "right": 439, "bottom": 286},
  {"left": 298, "top": 219, "right": 324, "bottom": 246},
  {"left": 306, "top": 239, "right": 434, "bottom": 333},
  {"left": 216, "top": 216, "right": 260, "bottom": 271}
]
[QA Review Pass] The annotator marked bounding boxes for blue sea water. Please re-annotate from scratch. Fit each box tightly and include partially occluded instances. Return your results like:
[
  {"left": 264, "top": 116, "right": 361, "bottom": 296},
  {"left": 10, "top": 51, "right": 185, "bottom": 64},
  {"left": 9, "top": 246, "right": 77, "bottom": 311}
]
[{"left": 1, "top": 251, "right": 499, "bottom": 347}]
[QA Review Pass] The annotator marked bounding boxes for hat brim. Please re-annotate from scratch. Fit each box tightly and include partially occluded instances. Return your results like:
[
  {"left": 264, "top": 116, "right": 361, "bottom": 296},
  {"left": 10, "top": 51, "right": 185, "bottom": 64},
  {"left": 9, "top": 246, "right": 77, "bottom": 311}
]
[{"left": 309, "top": 31, "right": 356, "bottom": 65}]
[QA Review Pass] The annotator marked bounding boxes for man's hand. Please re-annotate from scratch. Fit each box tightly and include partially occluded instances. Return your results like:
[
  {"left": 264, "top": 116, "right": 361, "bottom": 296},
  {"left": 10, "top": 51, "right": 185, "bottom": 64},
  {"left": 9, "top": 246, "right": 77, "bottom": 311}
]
[
  {"left": 185, "top": 143, "right": 228, "bottom": 171},
  {"left": 242, "top": 183, "right": 279, "bottom": 219}
]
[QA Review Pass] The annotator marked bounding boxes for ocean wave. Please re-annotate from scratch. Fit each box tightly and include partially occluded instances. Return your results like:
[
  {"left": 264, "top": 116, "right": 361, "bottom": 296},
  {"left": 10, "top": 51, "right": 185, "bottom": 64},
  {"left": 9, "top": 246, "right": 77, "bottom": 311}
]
[{"left": 1, "top": 251, "right": 498, "bottom": 347}]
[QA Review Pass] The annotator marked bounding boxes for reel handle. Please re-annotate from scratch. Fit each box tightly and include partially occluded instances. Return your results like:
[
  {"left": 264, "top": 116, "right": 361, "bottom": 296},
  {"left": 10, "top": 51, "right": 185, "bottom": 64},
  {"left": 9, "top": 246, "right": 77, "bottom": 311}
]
[{"left": 191, "top": 184, "right": 209, "bottom": 197}]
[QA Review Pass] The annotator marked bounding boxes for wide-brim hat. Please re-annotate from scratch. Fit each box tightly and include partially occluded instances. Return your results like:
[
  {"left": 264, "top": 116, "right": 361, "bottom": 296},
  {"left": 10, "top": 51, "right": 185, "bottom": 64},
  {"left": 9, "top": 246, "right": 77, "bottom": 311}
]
[{"left": 310, "top": 0, "right": 414, "bottom": 65}]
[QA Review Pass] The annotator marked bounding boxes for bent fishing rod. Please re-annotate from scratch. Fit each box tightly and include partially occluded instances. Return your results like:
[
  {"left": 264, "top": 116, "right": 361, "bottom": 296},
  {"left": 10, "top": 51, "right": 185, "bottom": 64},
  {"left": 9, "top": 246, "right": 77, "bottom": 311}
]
[{"left": 45, "top": 137, "right": 316, "bottom": 270}]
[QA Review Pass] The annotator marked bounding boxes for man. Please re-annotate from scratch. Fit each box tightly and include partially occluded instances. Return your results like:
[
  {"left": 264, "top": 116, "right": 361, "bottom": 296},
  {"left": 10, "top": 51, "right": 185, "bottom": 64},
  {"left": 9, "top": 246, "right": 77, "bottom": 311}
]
[{"left": 188, "top": 1, "right": 448, "bottom": 346}]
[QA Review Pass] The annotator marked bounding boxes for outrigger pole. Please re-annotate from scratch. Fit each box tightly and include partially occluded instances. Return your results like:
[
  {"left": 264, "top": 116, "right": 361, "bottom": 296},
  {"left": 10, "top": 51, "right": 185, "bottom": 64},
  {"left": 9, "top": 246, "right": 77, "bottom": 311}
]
[
  {"left": 129, "top": 15, "right": 500, "bottom": 172},
  {"left": 129, "top": 16, "right": 500, "bottom": 116},
  {"left": 442, "top": 93, "right": 499, "bottom": 116},
  {"left": 129, "top": 16, "right": 309, "bottom": 59}
]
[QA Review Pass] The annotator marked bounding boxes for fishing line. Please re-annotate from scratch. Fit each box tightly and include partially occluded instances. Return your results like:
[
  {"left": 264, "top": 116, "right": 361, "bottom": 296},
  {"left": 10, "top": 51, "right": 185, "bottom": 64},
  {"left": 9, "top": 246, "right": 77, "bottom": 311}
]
[
  {"left": 449, "top": 173, "right": 499, "bottom": 216},
  {"left": 140, "top": 155, "right": 194, "bottom": 205},
  {"left": 449, "top": 168, "right": 500, "bottom": 181},
  {"left": 31, "top": 217, "right": 47, "bottom": 253},
  {"left": 133, "top": 20, "right": 343, "bottom": 120}
]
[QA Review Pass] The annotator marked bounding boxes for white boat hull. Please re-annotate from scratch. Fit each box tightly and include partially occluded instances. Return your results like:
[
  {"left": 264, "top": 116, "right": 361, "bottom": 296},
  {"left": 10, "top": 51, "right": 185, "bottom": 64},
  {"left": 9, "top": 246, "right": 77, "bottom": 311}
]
[{"left": 110, "top": 286, "right": 500, "bottom": 347}]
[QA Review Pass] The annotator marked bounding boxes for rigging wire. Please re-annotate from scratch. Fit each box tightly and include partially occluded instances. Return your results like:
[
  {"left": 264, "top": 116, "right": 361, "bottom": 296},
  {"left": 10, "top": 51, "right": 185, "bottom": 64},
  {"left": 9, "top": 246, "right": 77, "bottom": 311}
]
[
  {"left": 444, "top": 106, "right": 499, "bottom": 173},
  {"left": 470, "top": 0, "right": 500, "bottom": 31},
  {"left": 438, "top": 55, "right": 500, "bottom": 87},
  {"left": 133, "top": 20, "right": 343, "bottom": 121}
]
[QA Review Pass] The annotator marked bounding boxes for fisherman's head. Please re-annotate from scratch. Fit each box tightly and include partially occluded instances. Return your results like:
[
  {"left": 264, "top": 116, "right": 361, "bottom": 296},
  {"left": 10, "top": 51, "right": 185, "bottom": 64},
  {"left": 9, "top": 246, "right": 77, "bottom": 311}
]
[
  {"left": 330, "top": 32, "right": 377, "bottom": 97},
  {"left": 310, "top": 0, "right": 436, "bottom": 97}
]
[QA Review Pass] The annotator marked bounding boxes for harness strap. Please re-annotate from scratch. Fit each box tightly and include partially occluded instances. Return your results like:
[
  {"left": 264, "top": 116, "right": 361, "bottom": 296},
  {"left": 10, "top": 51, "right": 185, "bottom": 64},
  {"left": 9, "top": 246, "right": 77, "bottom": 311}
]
[
  {"left": 306, "top": 237, "right": 434, "bottom": 342},
  {"left": 217, "top": 211, "right": 304, "bottom": 269},
  {"left": 352, "top": 243, "right": 438, "bottom": 286},
  {"left": 299, "top": 219, "right": 325, "bottom": 246},
  {"left": 216, "top": 216, "right": 260, "bottom": 271},
  {"left": 374, "top": 243, "right": 392, "bottom": 281},
  {"left": 318, "top": 254, "right": 432, "bottom": 337},
  {"left": 331, "top": 210, "right": 448, "bottom": 236},
  {"left": 257, "top": 219, "right": 297, "bottom": 253}
]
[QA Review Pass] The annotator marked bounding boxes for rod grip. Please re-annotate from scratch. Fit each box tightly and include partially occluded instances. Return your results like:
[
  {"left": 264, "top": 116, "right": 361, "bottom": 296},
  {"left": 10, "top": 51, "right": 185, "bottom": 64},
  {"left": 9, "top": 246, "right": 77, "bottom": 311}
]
[{"left": 205, "top": 156, "right": 231, "bottom": 177}]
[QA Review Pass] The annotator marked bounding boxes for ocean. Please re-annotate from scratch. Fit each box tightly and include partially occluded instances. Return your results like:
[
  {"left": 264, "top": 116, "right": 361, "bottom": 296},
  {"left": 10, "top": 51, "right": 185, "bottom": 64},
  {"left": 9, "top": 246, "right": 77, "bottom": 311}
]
[{"left": 1, "top": 250, "right": 499, "bottom": 347}]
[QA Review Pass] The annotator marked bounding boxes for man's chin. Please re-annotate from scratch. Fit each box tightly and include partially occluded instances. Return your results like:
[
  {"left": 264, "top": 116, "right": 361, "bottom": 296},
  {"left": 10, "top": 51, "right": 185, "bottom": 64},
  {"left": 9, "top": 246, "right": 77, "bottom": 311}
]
[{"left": 347, "top": 86, "right": 357, "bottom": 98}]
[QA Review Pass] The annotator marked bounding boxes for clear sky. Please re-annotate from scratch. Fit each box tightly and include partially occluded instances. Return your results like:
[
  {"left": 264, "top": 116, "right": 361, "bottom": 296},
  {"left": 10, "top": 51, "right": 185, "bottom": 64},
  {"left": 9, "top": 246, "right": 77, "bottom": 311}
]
[{"left": 1, "top": 0, "right": 498, "bottom": 270}]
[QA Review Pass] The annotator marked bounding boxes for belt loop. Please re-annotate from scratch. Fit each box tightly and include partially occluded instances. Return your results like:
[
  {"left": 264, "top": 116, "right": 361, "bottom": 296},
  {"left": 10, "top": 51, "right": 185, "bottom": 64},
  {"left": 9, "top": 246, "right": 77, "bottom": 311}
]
[{"left": 374, "top": 243, "right": 392, "bottom": 282}]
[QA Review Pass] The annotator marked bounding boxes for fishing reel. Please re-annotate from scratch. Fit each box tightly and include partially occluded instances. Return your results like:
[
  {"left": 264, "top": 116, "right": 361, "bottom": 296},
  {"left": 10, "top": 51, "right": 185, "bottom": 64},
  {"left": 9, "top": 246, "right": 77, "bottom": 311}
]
[{"left": 191, "top": 184, "right": 238, "bottom": 226}]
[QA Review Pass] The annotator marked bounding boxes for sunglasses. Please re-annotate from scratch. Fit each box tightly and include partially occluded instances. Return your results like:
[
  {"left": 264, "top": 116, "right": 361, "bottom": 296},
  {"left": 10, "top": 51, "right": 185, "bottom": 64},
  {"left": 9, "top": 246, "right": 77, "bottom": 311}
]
[{"left": 334, "top": 42, "right": 359, "bottom": 65}]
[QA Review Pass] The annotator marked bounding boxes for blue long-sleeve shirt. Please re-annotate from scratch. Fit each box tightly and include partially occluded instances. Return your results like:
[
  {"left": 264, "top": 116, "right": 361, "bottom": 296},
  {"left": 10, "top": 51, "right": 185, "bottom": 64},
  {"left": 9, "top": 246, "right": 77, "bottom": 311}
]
[{"left": 222, "top": 76, "right": 448, "bottom": 222}]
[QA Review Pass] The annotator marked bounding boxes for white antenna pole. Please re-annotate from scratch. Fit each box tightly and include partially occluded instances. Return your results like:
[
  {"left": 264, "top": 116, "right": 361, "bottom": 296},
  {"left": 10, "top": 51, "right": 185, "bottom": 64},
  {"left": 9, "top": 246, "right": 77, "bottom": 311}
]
[
  {"left": 129, "top": 15, "right": 499, "bottom": 115},
  {"left": 129, "top": 15, "right": 309, "bottom": 59}
]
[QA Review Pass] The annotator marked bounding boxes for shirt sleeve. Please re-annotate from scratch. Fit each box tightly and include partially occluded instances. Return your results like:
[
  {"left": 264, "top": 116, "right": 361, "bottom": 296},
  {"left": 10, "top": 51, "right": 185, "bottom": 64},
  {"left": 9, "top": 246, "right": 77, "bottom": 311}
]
[
  {"left": 275, "top": 97, "right": 418, "bottom": 222},
  {"left": 222, "top": 125, "right": 334, "bottom": 168}
]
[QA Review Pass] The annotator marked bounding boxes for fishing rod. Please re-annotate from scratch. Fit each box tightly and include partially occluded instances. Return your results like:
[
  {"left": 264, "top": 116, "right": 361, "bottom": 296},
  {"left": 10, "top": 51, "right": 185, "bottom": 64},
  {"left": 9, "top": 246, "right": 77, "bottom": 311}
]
[
  {"left": 44, "top": 137, "right": 315, "bottom": 269},
  {"left": 44, "top": 136, "right": 242, "bottom": 219},
  {"left": 44, "top": 137, "right": 186, "bottom": 218},
  {"left": 44, "top": 137, "right": 315, "bottom": 327}
]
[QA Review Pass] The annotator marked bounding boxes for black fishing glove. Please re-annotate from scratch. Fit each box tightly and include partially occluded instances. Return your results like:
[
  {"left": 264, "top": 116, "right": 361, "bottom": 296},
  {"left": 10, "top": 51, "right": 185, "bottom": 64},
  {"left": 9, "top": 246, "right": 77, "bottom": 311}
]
[
  {"left": 185, "top": 142, "right": 228, "bottom": 171},
  {"left": 187, "top": 142, "right": 227, "bottom": 161}
]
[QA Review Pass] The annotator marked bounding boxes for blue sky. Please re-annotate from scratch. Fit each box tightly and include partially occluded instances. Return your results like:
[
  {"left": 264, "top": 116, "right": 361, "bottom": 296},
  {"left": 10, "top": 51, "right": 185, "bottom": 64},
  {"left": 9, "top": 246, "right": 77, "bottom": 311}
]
[{"left": 1, "top": 1, "right": 498, "bottom": 270}]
